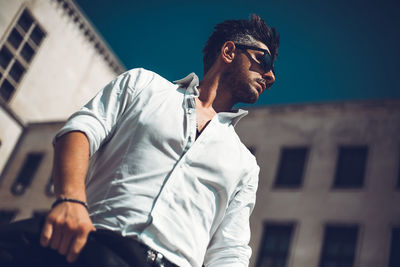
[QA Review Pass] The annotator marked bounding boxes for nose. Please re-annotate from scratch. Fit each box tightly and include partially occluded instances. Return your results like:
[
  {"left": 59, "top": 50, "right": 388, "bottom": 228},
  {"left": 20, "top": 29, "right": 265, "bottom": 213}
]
[{"left": 263, "top": 70, "right": 275, "bottom": 88}]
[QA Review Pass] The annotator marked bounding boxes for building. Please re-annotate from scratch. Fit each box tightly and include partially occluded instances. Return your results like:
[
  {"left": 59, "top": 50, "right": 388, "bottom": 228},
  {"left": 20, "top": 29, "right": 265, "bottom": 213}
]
[
  {"left": 0, "top": 0, "right": 124, "bottom": 221},
  {"left": 1, "top": 1, "right": 399, "bottom": 267},
  {"left": 235, "top": 100, "right": 400, "bottom": 267}
]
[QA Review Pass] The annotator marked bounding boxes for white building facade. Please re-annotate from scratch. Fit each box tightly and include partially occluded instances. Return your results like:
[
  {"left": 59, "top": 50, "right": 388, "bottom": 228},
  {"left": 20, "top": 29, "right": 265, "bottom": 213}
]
[
  {"left": 0, "top": 0, "right": 124, "bottom": 221},
  {"left": 0, "top": 1, "right": 399, "bottom": 267},
  {"left": 235, "top": 100, "right": 400, "bottom": 267}
]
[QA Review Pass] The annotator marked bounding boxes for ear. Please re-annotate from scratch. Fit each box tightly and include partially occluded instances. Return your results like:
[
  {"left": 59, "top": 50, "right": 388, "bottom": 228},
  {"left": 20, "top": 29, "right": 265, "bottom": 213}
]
[{"left": 220, "top": 41, "right": 236, "bottom": 64}]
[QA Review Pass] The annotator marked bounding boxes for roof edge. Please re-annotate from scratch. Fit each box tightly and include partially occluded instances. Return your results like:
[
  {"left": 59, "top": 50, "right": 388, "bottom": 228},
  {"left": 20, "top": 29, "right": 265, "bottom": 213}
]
[{"left": 54, "top": 0, "right": 126, "bottom": 74}]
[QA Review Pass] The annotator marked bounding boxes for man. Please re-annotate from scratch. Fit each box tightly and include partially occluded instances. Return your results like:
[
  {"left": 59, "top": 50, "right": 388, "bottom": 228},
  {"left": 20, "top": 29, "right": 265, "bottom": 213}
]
[{"left": 4, "top": 14, "right": 279, "bottom": 267}]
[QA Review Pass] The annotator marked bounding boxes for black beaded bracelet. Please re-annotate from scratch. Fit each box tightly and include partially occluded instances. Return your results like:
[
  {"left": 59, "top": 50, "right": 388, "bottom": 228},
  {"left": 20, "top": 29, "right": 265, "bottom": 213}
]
[{"left": 51, "top": 197, "right": 89, "bottom": 211}]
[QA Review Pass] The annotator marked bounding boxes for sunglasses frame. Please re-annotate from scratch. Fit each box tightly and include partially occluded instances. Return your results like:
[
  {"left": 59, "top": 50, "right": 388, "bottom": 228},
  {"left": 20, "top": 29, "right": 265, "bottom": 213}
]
[{"left": 234, "top": 43, "right": 274, "bottom": 73}]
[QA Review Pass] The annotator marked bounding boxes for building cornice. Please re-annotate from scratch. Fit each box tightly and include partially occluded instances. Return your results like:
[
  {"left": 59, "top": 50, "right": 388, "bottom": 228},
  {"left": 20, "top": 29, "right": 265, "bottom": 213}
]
[
  {"left": 243, "top": 98, "right": 400, "bottom": 113},
  {"left": 52, "top": 0, "right": 126, "bottom": 74}
]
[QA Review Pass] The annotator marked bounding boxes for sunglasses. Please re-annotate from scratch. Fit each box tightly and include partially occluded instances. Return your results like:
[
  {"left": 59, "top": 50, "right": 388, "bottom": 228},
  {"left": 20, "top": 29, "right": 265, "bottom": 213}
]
[{"left": 234, "top": 43, "right": 274, "bottom": 73}]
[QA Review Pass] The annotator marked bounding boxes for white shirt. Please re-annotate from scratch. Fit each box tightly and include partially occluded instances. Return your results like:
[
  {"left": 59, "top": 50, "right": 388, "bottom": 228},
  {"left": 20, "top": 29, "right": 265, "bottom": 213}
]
[{"left": 56, "top": 68, "right": 260, "bottom": 267}]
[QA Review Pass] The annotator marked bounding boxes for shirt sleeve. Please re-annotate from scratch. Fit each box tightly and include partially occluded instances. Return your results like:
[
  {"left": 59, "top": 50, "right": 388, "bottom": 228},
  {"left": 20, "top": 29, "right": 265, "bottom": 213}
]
[
  {"left": 54, "top": 68, "right": 155, "bottom": 156},
  {"left": 204, "top": 165, "right": 260, "bottom": 267}
]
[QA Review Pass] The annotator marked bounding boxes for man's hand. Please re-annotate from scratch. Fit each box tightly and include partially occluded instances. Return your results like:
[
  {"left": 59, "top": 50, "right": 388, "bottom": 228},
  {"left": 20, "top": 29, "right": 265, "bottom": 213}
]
[{"left": 40, "top": 201, "right": 96, "bottom": 262}]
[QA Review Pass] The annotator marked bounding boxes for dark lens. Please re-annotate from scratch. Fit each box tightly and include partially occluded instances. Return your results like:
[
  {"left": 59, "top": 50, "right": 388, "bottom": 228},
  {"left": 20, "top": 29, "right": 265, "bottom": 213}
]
[{"left": 263, "top": 53, "right": 273, "bottom": 72}]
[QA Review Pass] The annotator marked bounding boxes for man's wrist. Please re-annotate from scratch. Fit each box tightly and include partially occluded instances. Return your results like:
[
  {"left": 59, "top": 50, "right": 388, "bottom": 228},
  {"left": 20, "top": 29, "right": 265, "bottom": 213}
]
[{"left": 51, "top": 197, "right": 89, "bottom": 211}]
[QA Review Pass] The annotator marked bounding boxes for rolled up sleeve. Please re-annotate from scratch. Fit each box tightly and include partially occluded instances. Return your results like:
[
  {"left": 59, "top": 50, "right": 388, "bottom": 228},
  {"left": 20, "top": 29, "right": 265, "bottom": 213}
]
[
  {"left": 204, "top": 165, "right": 260, "bottom": 267},
  {"left": 54, "top": 68, "right": 154, "bottom": 156}
]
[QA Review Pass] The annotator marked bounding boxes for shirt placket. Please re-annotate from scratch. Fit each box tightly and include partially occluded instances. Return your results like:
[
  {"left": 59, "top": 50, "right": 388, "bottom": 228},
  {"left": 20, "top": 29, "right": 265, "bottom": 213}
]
[
  {"left": 146, "top": 87, "right": 198, "bottom": 215},
  {"left": 183, "top": 95, "right": 197, "bottom": 153}
]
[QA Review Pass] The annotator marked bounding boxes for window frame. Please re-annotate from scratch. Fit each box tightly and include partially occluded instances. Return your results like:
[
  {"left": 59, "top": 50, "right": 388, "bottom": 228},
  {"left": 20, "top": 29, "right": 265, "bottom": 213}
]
[
  {"left": 389, "top": 227, "right": 400, "bottom": 267},
  {"left": 397, "top": 148, "right": 400, "bottom": 189},
  {"left": 255, "top": 221, "right": 296, "bottom": 267},
  {"left": 318, "top": 224, "right": 359, "bottom": 267},
  {"left": 333, "top": 145, "right": 369, "bottom": 189},
  {"left": 273, "top": 146, "right": 309, "bottom": 189},
  {"left": 0, "top": 7, "right": 46, "bottom": 103},
  {"left": 11, "top": 151, "right": 45, "bottom": 196}
]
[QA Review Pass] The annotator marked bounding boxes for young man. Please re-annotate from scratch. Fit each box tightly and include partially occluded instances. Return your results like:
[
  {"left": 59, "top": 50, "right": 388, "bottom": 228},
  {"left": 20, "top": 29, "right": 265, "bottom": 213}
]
[{"left": 18, "top": 14, "right": 278, "bottom": 267}]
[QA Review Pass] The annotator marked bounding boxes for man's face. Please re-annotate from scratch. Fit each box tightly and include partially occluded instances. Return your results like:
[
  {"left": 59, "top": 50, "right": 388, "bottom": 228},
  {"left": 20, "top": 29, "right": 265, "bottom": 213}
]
[{"left": 222, "top": 41, "right": 275, "bottom": 104}]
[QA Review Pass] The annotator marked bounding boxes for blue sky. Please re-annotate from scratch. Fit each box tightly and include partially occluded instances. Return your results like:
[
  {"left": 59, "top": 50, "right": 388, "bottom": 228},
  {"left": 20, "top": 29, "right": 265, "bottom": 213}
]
[{"left": 75, "top": 0, "right": 400, "bottom": 106}]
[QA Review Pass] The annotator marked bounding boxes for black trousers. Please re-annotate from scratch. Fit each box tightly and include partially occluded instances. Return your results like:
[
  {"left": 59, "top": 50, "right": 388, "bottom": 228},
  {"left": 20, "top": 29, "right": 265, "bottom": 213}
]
[{"left": 0, "top": 216, "right": 177, "bottom": 267}]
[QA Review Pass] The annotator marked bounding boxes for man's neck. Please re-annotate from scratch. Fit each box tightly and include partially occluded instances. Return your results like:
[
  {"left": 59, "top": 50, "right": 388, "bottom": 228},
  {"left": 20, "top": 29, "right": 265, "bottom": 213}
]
[{"left": 197, "top": 70, "right": 235, "bottom": 113}]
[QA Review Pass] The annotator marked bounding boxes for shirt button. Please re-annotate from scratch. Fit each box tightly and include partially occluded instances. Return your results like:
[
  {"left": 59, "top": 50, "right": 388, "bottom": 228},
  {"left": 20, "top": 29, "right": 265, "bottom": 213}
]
[{"left": 188, "top": 109, "right": 193, "bottom": 114}]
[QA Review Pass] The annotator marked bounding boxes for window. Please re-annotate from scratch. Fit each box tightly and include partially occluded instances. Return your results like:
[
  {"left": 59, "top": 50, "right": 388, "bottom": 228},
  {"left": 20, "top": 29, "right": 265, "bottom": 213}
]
[
  {"left": 333, "top": 146, "right": 368, "bottom": 188},
  {"left": 256, "top": 223, "right": 295, "bottom": 267},
  {"left": 389, "top": 227, "right": 400, "bottom": 267},
  {"left": 0, "top": 210, "right": 18, "bottom": 225},
  {"left": 11, "top": 152, "right": 44, "bottom": 195},
  {"left": 274, "top": 147, "right": 308, "bottom": 188},
  {"left": 0, "top": 8, "right": 46, "bottom": 102},
  {"left": 319, "top": 225, "right": 358, "bottom": 267},
  {"left": 397, "top": 155, "right": 400, "bottom": 188}
]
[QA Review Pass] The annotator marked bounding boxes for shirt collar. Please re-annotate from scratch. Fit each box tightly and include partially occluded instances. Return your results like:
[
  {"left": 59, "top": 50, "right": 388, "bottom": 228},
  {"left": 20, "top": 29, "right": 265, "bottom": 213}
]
[
  {"left": 174, "top": 73, "right": 249, "bottom": 126},
  {"left": 218, "top": 109, "right": 248, "bottom": 127},
  {"left": 174, "top": 73, "right": 199, "bottom": 96}
]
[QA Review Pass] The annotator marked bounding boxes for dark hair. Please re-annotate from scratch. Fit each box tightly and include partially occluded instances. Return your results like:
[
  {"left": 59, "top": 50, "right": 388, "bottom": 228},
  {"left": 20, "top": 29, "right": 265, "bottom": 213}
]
[{"left": 202, "top": 14, "right": 280, "bottom": 74}]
